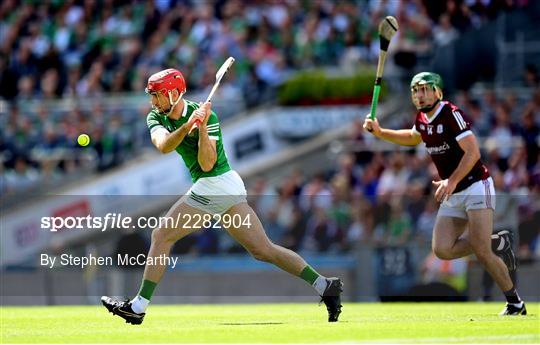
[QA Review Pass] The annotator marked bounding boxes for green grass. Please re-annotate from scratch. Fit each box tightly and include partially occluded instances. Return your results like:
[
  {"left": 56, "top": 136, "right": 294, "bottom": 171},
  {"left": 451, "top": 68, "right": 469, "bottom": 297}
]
[{"left": 1, "top": 303, "right": 538, "bottom": 343}]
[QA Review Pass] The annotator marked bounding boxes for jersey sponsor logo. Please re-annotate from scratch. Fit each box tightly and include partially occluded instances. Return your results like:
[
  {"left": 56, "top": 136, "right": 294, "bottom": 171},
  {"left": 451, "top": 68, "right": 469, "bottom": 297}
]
[
  {"left": 437, "top": 124, "right": 443, "bottom": 134},
  {"left": 426, "top": 142, "right": 450, "bottom": 155},
  {"left": 427, "top": 125, "right": 433, "bottom": 135}
]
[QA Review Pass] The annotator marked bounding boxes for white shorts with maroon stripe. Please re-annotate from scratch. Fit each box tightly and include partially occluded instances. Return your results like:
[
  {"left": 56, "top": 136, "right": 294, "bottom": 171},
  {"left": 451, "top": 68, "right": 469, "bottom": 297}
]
[{"left": 437, "top": 177, "right": 496, "bottom": 219}]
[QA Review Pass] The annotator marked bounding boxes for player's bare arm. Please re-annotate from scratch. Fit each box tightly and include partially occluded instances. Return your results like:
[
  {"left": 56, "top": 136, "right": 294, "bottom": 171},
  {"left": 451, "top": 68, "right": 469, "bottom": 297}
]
[
  {"left": 150, "top": 113, "right": 203, "bottom": 153},
  {"left": 196, "top": 102, "right": 217, "bottom": 172},
  {"left": 363, "top": 116, "right": 422, "bottom": 146},
  {"left": 432, "top": 134, "right": 481, "bottom": 202}
]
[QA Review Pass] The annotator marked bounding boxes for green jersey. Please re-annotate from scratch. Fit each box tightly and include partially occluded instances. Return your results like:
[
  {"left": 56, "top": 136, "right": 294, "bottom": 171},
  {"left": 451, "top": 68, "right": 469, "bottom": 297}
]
[{"left": 146, "top": 99, "right": 231, "bottom": 182}]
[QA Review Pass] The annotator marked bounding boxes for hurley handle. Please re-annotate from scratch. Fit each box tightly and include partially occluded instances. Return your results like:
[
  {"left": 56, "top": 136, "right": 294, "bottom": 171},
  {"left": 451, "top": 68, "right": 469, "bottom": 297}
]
[{"left": 369, "top": 82, "right": 381, "bottom": 120}]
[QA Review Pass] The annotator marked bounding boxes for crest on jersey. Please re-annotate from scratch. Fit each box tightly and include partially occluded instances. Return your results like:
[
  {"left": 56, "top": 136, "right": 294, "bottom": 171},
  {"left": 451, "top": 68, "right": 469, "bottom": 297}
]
[
  {"left": 427, "top": 125, "right": 433, "bottom": 135},
  {"left": 419, "top": 124, "right": 425, "bottom": 130},
  {"left": 437, "top": 124, "right": 443, "bottom": 134}
]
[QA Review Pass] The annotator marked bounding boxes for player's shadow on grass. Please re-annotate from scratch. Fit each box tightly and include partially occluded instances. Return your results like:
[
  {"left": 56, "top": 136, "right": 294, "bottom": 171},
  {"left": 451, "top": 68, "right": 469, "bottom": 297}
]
[{"left": 220, "top": 322, "right": 284, "bottom": 325}]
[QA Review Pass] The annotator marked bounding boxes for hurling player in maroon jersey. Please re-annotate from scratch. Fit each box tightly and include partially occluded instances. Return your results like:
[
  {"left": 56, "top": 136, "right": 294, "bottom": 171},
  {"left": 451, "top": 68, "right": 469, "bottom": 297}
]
[{"left": 363, "top": 72, "right": 526, "bottom": 315}]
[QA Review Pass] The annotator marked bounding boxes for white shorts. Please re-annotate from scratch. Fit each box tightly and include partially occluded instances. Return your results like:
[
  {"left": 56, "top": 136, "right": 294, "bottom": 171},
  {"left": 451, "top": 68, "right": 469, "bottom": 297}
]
[
  {"left": 437, "top": 177, "right": 496, "bottom": 219},
  {"left": 182, "top": 170, "right": 247, "bottom": 215}
]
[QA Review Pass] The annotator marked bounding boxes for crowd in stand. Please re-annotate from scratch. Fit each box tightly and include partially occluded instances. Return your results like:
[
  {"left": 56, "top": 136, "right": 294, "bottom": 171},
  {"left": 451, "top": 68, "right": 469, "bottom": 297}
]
[
  {"left": 0, "top": 0, "right": 528, "bottom": 195},
  {"left": 1, "top": 0, "right": 538, "bottom": 268},
  {"left": 0, "top": 0, "right": 523, "bottom": 101},
  {"left": 0, "top": 102, "right": 151, "bottom": 193}
]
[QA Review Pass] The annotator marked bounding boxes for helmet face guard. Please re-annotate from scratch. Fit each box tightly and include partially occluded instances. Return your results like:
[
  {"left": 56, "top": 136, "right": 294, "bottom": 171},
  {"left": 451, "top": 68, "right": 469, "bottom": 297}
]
[
  {"left": 146, "top": 69, "right": 186, "bottom": 115},
  {"left": 410, "top": 72, "right": 443, "bottom": 112}
]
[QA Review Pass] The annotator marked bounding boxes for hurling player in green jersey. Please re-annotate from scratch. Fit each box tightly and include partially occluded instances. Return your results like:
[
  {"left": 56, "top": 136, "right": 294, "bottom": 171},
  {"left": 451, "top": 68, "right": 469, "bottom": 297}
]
[{"left": 102, "top": 68, "right": 343, "bottom": 324}]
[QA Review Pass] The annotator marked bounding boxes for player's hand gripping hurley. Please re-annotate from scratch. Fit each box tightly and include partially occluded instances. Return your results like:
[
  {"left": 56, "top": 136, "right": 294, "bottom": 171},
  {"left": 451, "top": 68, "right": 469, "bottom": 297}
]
[
  {"left": 367, "top": 16, "right": 398, "bottom": 131},
  {"left": 190, "top": 57, "right": 235, "bottom": 133}
]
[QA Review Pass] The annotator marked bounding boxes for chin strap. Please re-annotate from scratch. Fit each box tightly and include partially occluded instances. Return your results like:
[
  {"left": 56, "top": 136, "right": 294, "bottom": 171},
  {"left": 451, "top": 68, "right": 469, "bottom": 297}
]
[
  {"left": 419, "top": 98, "right": 441, "bottom": 113},
  {"left": 165, "top": 90, "right": 184, "bottom": 116}
]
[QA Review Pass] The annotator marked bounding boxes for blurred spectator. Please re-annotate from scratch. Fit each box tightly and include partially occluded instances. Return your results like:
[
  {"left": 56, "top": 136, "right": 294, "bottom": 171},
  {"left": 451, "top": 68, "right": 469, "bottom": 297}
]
[
  {"left": 300, "top": 172, "right": 332, "bottom": 211},
  {"left": 492, "top": 170, "right": 519, "bottom": 233},
  {"left": 485, "top": 103, "right": 516, "bottom": 171},
  {"left": 518, "top": 206, "right": 540, "bottom": 261},
  {"left": 520, "top": 108, "right": 540, "bottom": 170},
  {"left": 406, "top": 153, "right": 429, "bottom": 185},
  {"left": 467, "top": 99, "right": 491, "bottom": 137},
  {"left": 376, "top": 151, "right": 410, "bottom": 196},
  {"left": 433, "top": 13, "right": 459, "bottom": 46},
  {"left": 375, "top": 200, "right": 413, "bottom": 246},
  {"left": 416, "top": 198, "right": 438, "bottom": 243},
  {"left": 421, "top": 252, "right": 468, "bottom": 294},
  {"left": 266, "top": 176, "right": 301, "bottom": 245},
  {"left": 304, "top": 206, "right": 342, "bottom": 252},
  {"left": 405, "top": 180, "right": 427, "bottom": 228},
  {"left": 334, "top": 153, "right": 359, "bottom": 190},
  {"left": 349, "top": 118, "right": 374, "bottom": 165},
  {"left": 359, "top": 161, "right": 380, "bottom": 204},
  {"left": 0, "top": 53, "right": 19, "bottom": 100},
  {"left": 524, "top": 64, "right": 539, "bottom": 88},
  {"left": 346, "top": 194, "right": 373, "bottom": 244},
  {"left": 4, "top": 156, "right": 40, "bottom": 192},
  {"left": 481, "top": 88, "right": 498, "bottom": 119}
]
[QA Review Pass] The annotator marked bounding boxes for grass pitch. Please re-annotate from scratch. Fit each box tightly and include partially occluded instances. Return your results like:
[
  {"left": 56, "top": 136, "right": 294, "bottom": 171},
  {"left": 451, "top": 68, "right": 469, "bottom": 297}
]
[{"left": 1, "top": 302, "right": 538, "bottom": 343}]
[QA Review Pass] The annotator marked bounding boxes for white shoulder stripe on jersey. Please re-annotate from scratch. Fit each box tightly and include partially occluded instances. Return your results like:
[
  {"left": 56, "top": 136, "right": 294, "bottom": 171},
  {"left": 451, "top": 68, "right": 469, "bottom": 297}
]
[
  {"left": 181, "top": 99, "right": 188, "bottom": 117},
  {"left": 457, "top": 111, "right": 467, "bottom": 129},
  {"left": 456, "top": 130, "right": 472, "bottom": 141},
  {"left": 150, "top": 125, "right": 169, "bottom": 134},
  {"left": 452, "top": 110, "right": 466, "bottom": 130},
  {"left": 208, "top": 135, "right": 219, "bottom": 140},
  {"left": 452, "top": 111, "right": 464, "bottom": 129},
  {"left": 207, "top": 124, "right": 220, "bottom": 128}
]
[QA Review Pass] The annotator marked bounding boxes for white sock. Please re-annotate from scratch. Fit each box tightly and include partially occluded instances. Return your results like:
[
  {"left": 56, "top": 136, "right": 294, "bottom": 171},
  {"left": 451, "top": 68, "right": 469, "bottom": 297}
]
[
  {"left": 312, "top": 276, "right": 328, "bottom": 295},
  {"left": 130, "top": 295, "right": 149, "bottom": 314}
]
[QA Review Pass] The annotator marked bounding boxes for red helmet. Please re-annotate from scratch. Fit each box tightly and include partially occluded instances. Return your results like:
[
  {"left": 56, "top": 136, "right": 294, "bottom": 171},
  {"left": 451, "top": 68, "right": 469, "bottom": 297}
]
[{"left": 145, "top": 68, "right": 186, "bottom": 96}]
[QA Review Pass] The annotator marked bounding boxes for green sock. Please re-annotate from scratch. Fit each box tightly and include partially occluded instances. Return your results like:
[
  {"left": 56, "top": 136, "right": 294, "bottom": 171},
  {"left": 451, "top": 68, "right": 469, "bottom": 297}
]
[
  {"left": 299, "top": 265, "right": 320, "bottom": 285},
  {"left": 138, "top": 279, "right": 157, "bottom": 300}
]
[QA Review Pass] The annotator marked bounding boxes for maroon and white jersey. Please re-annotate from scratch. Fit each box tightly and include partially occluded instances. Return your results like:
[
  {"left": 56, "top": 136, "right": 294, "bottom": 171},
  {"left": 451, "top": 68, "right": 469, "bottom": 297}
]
[{"left": 412, "top": 101, "right": 490, "bottom": 193}]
